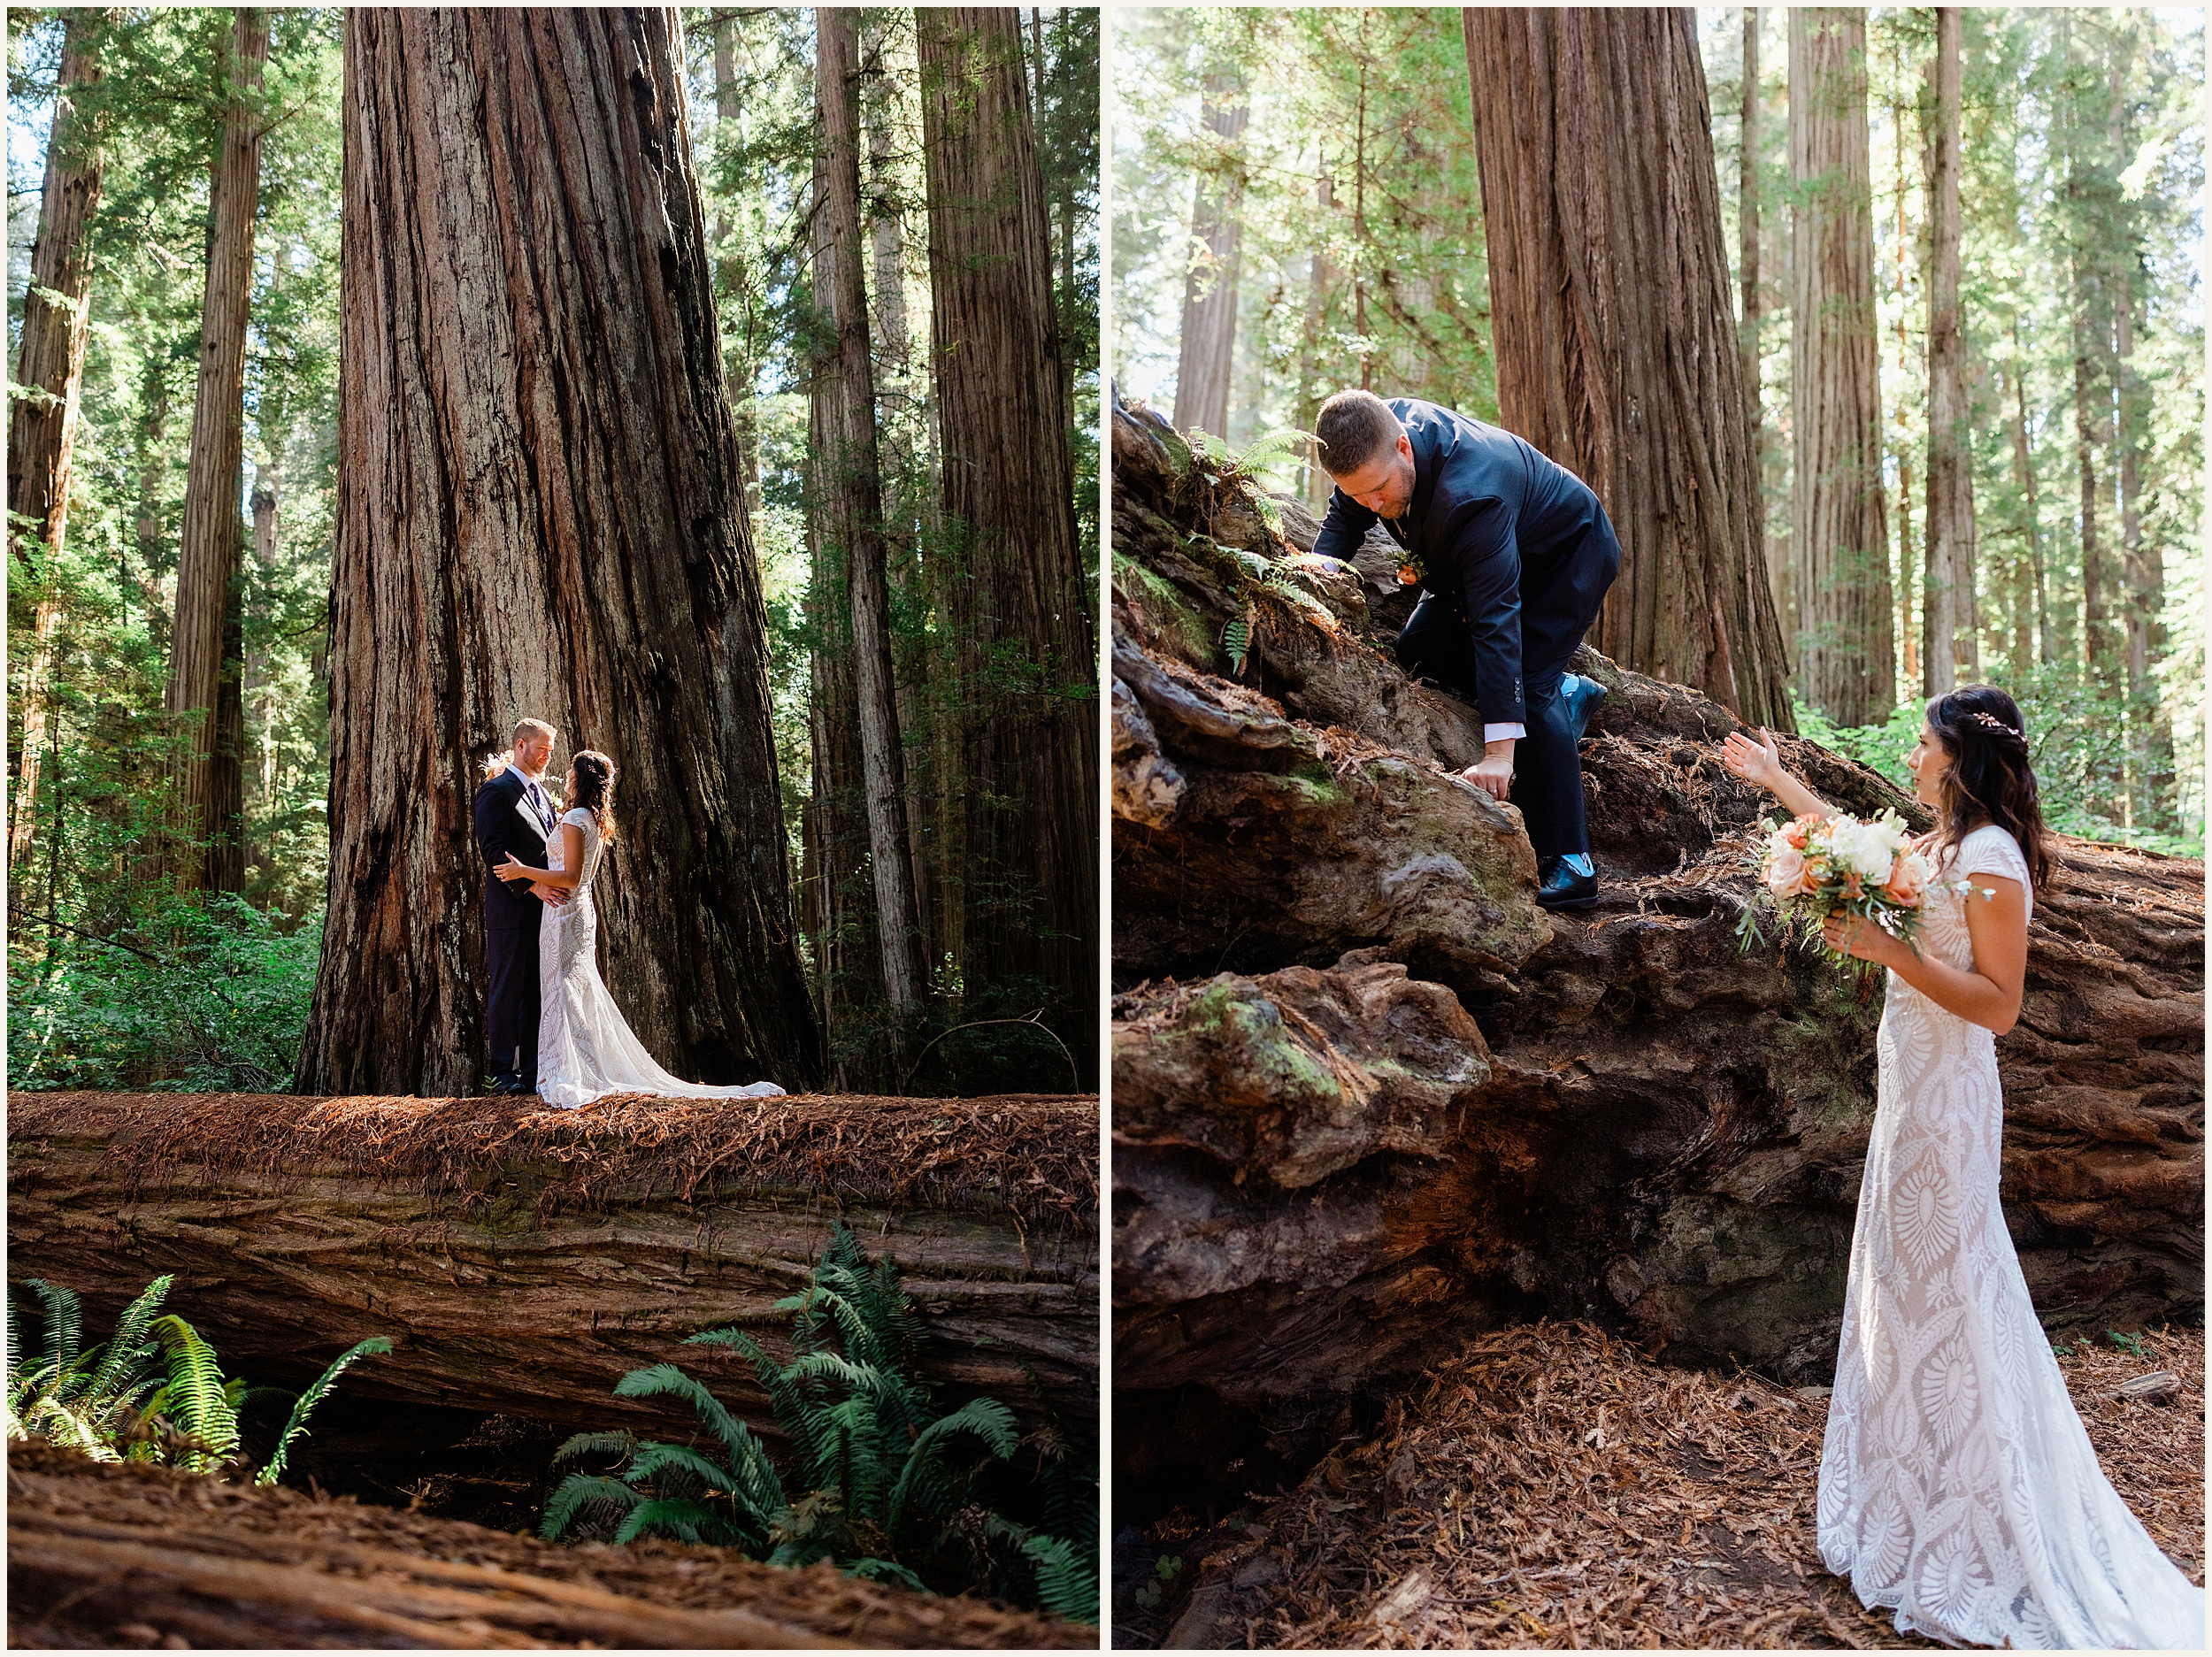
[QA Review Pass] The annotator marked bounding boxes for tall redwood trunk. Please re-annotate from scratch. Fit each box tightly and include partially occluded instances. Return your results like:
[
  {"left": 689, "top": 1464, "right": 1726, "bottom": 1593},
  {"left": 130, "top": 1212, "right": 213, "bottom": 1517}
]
[
  {"left": 298, "top": 7, "right": 818, "bottom": 1097},
  {"left": 1739, "top": 6, "right": 1785, "bottom": 672},
  {"left": 818, "top": 7, "right": 926, "bottom": 1031},
  {"left": 2008, "top": 322, "right": 2051, "bottom": 666},
  {"left": 163, "top": 7, "right": 266, "bottom": 894},
  {"left": 1171, "top": 71, "right": 1247, "bottom": 440},
  {"left": 1920, "top": 8, "right": 1971, "bottom": 696},
  {"left": 1788, "top": 7, "right": 1894, "bottom": 727},
  {"left": 1463, "top": 7, "right": 1793, "bottom": 730},
  {"left": 918, "top": 6, "right": 1098, "bottom": 1086},
  {"left": 6, "top": 12, "right": 105, "bottom": 874},
  {"left": 710, "top": 13, "right": 761, "bottom": 518}
]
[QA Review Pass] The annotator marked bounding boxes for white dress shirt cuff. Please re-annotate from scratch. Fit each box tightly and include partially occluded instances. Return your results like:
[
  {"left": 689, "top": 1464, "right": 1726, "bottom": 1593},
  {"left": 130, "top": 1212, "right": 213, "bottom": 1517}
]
[{"left": 1483, "top": 723, "right": 1527, "bottom": 743}]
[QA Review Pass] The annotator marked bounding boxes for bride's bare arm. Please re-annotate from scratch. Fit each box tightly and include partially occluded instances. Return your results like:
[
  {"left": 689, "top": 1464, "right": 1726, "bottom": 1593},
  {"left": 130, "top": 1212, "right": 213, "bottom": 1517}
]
[
  {"left": 1720, "top": 727, "right": 1833, "bottom": 821},
  {"left": 1824, "top": 874, "right": 2030, "bottom": 1034},
  {"left": 497, "top": 822, "right": 586, "bottom": 888}
]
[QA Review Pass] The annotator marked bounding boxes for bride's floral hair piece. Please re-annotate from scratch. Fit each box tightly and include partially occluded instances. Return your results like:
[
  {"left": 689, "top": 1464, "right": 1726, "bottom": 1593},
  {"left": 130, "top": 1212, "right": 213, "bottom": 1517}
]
[
  {"left": 1925, "top": 685, "right": 2050, "bottom": 891},
  {"left": 570, "top": 749, "right": 618, "bottom": 844}
]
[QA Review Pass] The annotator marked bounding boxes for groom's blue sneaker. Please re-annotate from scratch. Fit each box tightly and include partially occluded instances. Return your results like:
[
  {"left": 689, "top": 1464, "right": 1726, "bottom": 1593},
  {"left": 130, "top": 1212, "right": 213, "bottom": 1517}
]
[
  {"left": 1537, "top": 852, "right": 1599, "bottom": 910},
  {"left": 1562, "top": 672, "right": 1607, "bottom": 742}
]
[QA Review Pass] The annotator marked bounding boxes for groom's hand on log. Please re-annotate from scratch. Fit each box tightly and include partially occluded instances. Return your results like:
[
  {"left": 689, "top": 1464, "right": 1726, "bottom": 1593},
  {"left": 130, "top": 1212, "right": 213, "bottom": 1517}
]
[{"left": 1462, "top": 740, "right": 1516, "bottom": 802}]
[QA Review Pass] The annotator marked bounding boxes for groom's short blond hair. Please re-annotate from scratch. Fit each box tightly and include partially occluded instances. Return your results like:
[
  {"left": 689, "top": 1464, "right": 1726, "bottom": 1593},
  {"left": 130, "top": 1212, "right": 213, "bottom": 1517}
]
[
  {"left": 512, "top": 717, "right": 556, "bottom": 744},
  {"left": 1314, "top": 389, "right": 1403, "bottom": 478}
]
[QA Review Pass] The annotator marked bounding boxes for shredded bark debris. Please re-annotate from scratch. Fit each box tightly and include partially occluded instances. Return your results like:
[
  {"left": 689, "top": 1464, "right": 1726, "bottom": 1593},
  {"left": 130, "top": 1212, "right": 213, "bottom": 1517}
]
[
  {"left": 10, "top": 1090, "right": 1099, "bottom": 1228},
  {"left": 8, "top": 1440, "right": 1090, "bottom": 1649},
  {"left": 1145, "top": 1320, "right": 2202, "bottom": 1650}
]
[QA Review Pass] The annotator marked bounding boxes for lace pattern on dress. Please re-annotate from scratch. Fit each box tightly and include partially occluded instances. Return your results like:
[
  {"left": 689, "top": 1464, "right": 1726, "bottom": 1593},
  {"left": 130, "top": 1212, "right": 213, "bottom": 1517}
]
[{"left": 1816, "top": 825, "right": 2202, "bottom": 1647}]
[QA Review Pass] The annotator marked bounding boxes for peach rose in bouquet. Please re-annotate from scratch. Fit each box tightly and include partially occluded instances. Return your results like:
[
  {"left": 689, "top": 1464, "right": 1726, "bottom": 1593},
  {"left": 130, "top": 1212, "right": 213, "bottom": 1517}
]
[{"left": 1737, "top": 808, "right": 1939, "bottom": 971}]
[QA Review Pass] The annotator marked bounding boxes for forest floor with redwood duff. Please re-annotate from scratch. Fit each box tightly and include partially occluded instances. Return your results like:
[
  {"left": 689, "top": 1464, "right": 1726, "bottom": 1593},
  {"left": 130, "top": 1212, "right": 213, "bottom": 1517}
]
[
  {"left": 1120, "top": 1321, "right": 2204, "bottom": 1650},
  {"left": 9, "top": 1440, "right": 1093, "bottom": 1650}
]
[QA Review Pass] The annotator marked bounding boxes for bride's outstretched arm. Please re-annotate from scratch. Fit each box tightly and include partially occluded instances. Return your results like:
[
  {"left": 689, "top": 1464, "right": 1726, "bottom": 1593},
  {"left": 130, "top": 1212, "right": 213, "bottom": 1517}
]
[
  {"left": 1824, "top": 874, "right": 2030, "bottom": 1034},
  {"left": 1720, "top": 727, "right": 1832, "bottom": 821},
  {"left": 496, "top": 823, "right": 586, "bottom": 889}
]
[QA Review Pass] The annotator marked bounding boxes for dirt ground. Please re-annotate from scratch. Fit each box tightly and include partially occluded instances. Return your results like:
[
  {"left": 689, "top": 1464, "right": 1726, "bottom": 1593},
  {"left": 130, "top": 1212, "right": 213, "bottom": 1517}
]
[
  {"left": 1118, "top": 1321, "right": 2203, "bottom": 1649},
  {"left": 10, "top": 1440, "right": 1094, "bottom": 1649}
]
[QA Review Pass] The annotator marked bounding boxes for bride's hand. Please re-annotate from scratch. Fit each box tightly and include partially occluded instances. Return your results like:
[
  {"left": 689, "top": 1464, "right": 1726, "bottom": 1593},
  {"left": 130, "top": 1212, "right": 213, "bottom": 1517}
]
[
  {"left": 1823, "top": 912, "right": 1901, "bottom": 967},
  {"left": 496, "top": 853, "right": 532, "bottom": 883},
  {"left": 1722, "top": 727, "right": 1786, "bottom": 793}
]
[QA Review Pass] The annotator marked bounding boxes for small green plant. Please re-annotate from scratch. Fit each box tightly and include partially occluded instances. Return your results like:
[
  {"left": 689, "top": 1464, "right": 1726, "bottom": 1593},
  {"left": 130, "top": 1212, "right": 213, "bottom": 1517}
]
[
  {"left": 2107, "top": 1330, "right": 2150, "bottom": 1360},
  {"left": 543, "top": 1224, "right": 1096, "bottom": 1622},
  {"left": 5, "top": 1275, "right": 390, "bottom": 1484}
]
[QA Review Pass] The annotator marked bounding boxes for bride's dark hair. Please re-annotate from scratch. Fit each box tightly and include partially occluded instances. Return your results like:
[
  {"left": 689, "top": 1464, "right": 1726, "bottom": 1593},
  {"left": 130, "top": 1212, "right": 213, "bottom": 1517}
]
[
  {"left": 571, "top": 749, "right": 618, "bottom": 845},
  {"left": 1925, "top": 686, "right": 2050, "bottom": 891}
]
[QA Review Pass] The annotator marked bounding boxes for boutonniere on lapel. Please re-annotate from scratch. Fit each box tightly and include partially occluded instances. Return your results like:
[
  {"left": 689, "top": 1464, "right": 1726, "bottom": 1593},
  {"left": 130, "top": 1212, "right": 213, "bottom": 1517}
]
[{"left": 1396, "top": 550, "right": 1426, "bottom": 587}]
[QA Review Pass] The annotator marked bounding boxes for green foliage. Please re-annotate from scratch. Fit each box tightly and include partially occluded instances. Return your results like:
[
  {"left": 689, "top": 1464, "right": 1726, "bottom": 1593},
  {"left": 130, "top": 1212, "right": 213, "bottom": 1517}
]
[
  {"left": 8, "top": 893, "right": 321, "bottom": 1093},
  {"left": 542, "top": 1224, "right": 1095, "bottom": 1622},
  {"left": 5, "top": 1275, "right": 389, "bottom": 1483},
  {"left": 2106, "top": 1329, "right": 2149, "bottom": 1360}
]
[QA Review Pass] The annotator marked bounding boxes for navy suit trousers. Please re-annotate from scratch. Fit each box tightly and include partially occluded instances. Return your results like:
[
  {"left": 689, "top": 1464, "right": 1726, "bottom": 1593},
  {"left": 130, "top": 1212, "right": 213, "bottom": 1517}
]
[
  {"left": 485, "top": 916, "right": 541, "bottom": 1089},
  {"left": 1394, "top": 516, "right": 1619, "bottom": 860}
]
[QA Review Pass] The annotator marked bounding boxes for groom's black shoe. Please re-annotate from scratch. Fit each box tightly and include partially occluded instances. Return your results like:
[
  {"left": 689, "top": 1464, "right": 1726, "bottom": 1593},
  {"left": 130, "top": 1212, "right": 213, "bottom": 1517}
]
[
  {"left": 1537, "top": 855, "right": 1600, "bottom": 910},
  {"left": 1562, "top": 671, "right": 1607, "bottom": 743}
]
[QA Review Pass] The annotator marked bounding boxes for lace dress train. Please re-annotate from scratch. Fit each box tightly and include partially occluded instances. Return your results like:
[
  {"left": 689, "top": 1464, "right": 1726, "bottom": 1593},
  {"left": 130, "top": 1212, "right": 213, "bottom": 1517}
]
[
  {"left": 534, "top": 808, "right": 785, "bottom": 1111},
  {"left": 1816, "top": 824, "right": 2203, "bottom": 1648}
]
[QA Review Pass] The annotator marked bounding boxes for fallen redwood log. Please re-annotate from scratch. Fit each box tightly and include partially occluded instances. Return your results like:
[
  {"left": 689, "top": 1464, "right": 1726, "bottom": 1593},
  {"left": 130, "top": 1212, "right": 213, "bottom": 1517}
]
[
  {"left": 7, "top": 1440, "right": 1088, "bottom": 1648},
  {"left": 8, "top": 1092, "right": 1097, "bottom": 1439},
  {"left": 1108, "top": 392, "right": 2204, "bottom": 1493}
]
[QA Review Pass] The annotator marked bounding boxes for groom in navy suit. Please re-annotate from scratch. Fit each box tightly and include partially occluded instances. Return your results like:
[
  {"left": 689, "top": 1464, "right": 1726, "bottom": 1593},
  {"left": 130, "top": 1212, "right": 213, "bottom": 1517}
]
[
  {"left": 473, "top": 717, "right": 565, "bottom": 1094},
  {"left": 1311, "top": 391, "right": 1621, "bottom": 909}
]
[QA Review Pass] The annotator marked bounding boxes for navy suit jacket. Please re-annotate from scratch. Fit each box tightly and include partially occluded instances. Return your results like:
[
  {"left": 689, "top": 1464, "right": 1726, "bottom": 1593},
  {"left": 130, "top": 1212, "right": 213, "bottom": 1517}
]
[
  {"left": 474, "top": 767, "right": 553, "bottom": 932},
  {"left": 1313, "top": 399, "right": 1608, "bottom": 728}
]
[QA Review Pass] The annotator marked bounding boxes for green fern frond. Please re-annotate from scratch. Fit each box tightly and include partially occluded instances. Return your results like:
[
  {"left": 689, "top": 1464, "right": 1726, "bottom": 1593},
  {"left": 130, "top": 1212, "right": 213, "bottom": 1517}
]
[
  {"left": 541, "top": 1472, "right": 645, "bottom": 1540},
  {"left": 1223, "top": 616, "right": 1251, "bottom": 676},
  {"left": 256, "top": 1336, "right": 390, "bottom": 1487},
  {"left": 886, "top": 1397, "right": 1019, "bottom": 1534},
  {"left": 614, "top": 1497, "right": 736, "bottom": 1546},
  {"left": 23, "top": 1395, "right": 117, "bottom": 1461},
  {"left": 1019, "top": 1532, "right": 1101, "bottom": 1625},
  {"left": 82, "top": 1276, "right": 172, "bottom": 1406},
  {"left": 551, "top": 1429, "right": 638, "bottom": 1467},
  {"left": 20, "top": 1281, "right": 81, "bottom": 1381},
  {"left": 613, "top": 1363, "right": 787, "bottom": 1515},
  {"left": 847, "top": 1556, "right": 928, "bottom": 1592},
  {"left": 150, "top": 1314, "right": 236, "bottom": 1466}
]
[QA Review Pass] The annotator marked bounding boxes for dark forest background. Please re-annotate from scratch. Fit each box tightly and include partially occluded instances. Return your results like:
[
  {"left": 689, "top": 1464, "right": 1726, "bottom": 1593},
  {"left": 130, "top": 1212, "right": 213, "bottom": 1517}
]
[
  {"left": 7, "top": 5, "right": 1100, "bottom": 1096},
  {"left": 1113, "top": 5, "right": 2202, "bottom": 853}
]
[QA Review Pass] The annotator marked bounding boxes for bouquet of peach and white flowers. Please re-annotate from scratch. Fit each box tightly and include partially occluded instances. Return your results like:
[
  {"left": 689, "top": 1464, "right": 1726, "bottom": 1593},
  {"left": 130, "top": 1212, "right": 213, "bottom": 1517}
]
[{"left": 1735, "top": 807, "right": 1937, "bottom": 968}]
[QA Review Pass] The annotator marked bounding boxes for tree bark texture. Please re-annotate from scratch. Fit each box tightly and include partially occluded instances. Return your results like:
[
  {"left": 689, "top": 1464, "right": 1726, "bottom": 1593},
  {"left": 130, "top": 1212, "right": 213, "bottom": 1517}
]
[
  {"left": 163, "top": 7, "right": 266, "bottom": 894},
  {"left": 1171, "top": 73, "right": 1248, "bottom": 441},
  {"left": 1788, "top": 8, "right": 1894, "bottom": 727},
  {"left": 1110, "top": 396, "right": 2203, "bottom": 1477},
  {"left": 6, "top": 12, "right": 105, "bottom": 873},
  {"left": 818, "top": 9, "right": 927, "bottom": 1027},
  {"left": 710, "top": 13, "right": 762, "bottom": 518},
  {"left": 9, "top": 1092, "right": 1098, "bottom": 1439},
  {"left": 863, "top": 19, "right": 912, "bottom": 375},
  {"left": 299, "top": 8, "right": 818, "bottom": 1097},
  {"left": 1739, "top": 6, "right": 1763, "bottom": 456},
  {"left": 1462, "top": 7, "right": 1794, "bottom": 733},
  {"left": 1921, "top": 9, "right": 1970, "bottom": 698},
  {"left": 918, "top": 7, "right": 1099, "bottom": 1085}
]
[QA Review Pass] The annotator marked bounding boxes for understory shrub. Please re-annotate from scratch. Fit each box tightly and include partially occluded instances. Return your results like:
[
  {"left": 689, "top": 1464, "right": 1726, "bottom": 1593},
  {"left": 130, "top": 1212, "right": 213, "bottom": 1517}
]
[
  {"left": 5, "top": 1274, "right": 389, "bottom": 1484},
  {"left": 6, "top": 894, "right": 320, "bottom": 1092},
  {"left": 543, "top": 1224, "right": 1097, "bottom": 1623}
]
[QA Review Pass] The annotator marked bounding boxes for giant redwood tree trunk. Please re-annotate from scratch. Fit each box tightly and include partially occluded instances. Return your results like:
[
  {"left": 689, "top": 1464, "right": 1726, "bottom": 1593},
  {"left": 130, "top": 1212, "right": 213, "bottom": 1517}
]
[
  {"left": 6, "top": 11, "right": 105, "bottom": 874},
  {"left": 1789, "top": 7, "right": 1895, "bottom": 727},
  {"left": 1920, "top": 7, "right": 1971, "bottom": 697},
  {"left": 1171, "top": 72, "right": 1248, "bottom": 441},
  {"left": 298, "top": 8, "right": 819, "bottom": 1097},
  {"left": 163, "top": 7, "right": 266, "bottom": 895},
  {"left": 818, "top": 7, "right": 927, "bottom": 1032},
  {"left": 1461, "top": 8, "right": 1793, "bottom": 733},
  {"left": 918, "top": 7, "right": 1099, "bottom": 1086}
]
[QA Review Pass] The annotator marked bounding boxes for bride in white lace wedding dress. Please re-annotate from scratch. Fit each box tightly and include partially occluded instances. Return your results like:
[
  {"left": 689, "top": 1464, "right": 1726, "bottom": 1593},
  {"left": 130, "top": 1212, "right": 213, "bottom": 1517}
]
[
  {"left": 1724, "top": 688, "right": 2203, "bottom": 1650},
  {"left": 496, "top": 750, "right": 784, "bottom": 1111}
]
